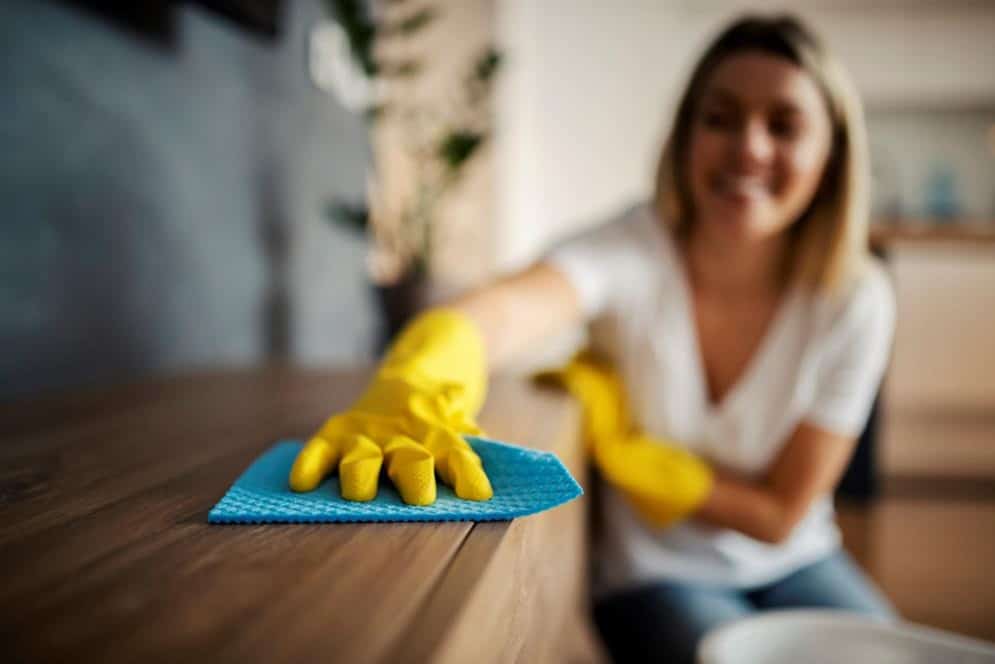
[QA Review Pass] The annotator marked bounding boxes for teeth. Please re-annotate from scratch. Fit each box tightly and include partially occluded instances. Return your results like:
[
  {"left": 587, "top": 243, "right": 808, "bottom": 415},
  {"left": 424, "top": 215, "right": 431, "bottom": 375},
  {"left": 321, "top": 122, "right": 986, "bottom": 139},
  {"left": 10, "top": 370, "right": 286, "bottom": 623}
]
[{"left": 718, "top": 175, "right": 767, "bottom": 197}]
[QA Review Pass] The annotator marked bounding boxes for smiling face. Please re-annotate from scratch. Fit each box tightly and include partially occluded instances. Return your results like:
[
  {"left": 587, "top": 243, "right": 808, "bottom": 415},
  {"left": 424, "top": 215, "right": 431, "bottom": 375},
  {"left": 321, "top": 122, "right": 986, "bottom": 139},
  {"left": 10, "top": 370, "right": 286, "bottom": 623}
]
[{"left": 687, "top": 51, "right": 834, "bottom": 244}]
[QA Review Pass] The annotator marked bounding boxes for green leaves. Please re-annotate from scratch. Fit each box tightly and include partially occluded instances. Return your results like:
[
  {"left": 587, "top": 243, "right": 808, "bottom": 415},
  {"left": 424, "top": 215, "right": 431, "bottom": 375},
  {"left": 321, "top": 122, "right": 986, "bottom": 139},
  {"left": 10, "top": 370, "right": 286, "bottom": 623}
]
[
  {"left": 378, "top": 60, "right": 422, "bottom": 77},
  {"left": 364, "top": 104, "right": 389, "bottom": 122},
  {"left": 393, "top": 7, "right": 438, "bottom": 35},
  {"left": 326, "top": 0, "right": 378, "bottom": 76},
  {"left": 325, "top": 199, "right": 369, "bottom": 234},
  {"left": 320, "top": 2, "right": 502, "bottom": 279},
  {"left": 473, "top": 48, "right": 501, "bottom": 84},
  {"left": 439, "top": 131, "right": 484, "bottom": 171}
]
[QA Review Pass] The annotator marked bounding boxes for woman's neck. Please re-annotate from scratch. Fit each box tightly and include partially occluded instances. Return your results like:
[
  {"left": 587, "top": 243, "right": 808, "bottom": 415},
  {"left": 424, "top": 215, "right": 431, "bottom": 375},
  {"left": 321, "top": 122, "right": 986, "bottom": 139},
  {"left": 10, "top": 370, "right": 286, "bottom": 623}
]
[{"left": 682, "top": 225, "right": 791, "bottom": 300}]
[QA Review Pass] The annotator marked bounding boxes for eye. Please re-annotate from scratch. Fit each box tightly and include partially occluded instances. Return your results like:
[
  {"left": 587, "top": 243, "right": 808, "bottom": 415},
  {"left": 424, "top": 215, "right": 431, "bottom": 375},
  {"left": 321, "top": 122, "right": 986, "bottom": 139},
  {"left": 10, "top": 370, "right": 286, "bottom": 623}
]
[
  {"left": 700, "top": 108, "right": 734, "bottom": 130},
  {"left": 768, "top": 113, "right": 801, "bottom": 139}
]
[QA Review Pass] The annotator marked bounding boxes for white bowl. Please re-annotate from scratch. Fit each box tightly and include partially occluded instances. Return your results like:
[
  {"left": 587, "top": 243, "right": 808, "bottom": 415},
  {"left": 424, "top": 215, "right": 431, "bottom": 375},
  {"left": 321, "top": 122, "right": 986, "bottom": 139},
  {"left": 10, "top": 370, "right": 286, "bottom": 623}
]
[{"left": 698, "top": 609, "right": 995, "bottom": 664}]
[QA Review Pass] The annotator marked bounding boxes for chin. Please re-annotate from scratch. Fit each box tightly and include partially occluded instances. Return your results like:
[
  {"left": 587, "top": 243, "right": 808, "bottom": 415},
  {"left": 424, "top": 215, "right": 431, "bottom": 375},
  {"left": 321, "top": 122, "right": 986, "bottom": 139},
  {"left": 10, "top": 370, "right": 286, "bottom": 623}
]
[{"left": 702, "top": 204, "right": 782, "bottom": 243}]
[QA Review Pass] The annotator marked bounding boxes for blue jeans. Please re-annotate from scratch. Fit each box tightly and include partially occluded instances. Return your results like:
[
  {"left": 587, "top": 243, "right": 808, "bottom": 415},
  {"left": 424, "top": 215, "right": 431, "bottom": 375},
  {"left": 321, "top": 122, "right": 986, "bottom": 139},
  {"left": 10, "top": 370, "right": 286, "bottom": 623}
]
[{"left": 592, "top": 551, "right": 896, "bottom": 664}]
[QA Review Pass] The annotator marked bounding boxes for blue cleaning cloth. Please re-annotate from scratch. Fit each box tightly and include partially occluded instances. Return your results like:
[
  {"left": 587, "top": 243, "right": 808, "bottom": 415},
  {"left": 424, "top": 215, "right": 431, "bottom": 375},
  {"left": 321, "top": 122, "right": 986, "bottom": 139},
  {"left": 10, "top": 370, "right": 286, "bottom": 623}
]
[{"left": 208, "top": 436, "right": 583, "bottom": 524}]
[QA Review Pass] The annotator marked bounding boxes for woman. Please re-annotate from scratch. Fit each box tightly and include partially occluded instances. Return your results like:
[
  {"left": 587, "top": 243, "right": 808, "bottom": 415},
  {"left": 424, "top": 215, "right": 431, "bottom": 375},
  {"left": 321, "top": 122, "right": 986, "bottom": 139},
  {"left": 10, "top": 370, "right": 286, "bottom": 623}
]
[{"left": 289, "top": 14, "right": 896, "bottom": 663}]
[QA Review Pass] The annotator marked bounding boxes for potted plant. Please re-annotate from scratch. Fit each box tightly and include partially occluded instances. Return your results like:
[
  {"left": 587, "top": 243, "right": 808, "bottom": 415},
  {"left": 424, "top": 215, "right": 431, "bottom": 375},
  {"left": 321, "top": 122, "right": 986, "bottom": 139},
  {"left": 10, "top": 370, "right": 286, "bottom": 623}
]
[{"left": 317, "top": 0, "right": 501, "bottom": 352}]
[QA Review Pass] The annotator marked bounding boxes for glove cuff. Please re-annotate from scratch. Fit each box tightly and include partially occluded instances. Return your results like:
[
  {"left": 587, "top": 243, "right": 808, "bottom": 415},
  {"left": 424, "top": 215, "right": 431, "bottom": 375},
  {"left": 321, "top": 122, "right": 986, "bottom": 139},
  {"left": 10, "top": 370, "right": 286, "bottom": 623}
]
[{"left": 378, "top": 307, "right": 488, "bottom": 417}]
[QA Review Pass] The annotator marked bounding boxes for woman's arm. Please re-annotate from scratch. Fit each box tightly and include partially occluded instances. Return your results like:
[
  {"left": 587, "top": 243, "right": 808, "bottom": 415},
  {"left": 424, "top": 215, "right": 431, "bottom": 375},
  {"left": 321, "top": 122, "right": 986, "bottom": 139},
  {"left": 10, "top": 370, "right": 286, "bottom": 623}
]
[
  {"left": 447, "top": 262, "right": 584, "bottom": 371},
  {"left": 692, "top": 421, "right": 859, "bottom": 544},
  {"left": 290, "top": 262, "right": 583, "bottom": 503},
  {"left": 697, "top": 268, "right": 894, "bottom": 543}
]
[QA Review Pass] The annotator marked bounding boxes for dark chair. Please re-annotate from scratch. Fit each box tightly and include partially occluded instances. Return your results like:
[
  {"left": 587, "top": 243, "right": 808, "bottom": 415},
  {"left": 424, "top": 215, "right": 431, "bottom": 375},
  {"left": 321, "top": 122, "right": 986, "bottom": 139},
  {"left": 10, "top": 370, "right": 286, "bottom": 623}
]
[{"left": 836, "top": 392, "right": 882, "bottom": 501}]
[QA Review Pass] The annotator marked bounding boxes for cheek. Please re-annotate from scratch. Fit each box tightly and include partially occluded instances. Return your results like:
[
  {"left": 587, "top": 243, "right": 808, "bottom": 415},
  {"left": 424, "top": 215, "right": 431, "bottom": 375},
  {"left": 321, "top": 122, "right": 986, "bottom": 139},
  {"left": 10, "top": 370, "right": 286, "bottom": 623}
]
[
  {"left": 688, "top": 129, "right": 723, "bottom": 190},
  {"left": 778, "top": 141, "right": 830, "bottom": 205}
]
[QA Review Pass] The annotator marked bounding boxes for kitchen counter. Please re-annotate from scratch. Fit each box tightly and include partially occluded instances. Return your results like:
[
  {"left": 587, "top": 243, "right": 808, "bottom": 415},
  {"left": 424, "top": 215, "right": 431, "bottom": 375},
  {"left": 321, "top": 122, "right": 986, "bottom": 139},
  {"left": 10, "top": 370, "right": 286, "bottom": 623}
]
[
  {"left": 870, "top": 221, "right": 995, "bottom": 248},
  {"left": 0, "top": 368, "right": 598, "bottom": 663}
]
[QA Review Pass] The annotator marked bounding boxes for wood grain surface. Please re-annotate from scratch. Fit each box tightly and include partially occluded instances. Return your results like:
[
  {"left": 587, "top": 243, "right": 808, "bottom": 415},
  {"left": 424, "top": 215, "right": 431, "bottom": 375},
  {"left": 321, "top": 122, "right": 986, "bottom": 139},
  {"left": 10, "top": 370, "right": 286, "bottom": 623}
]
[{"left": 0, "top": 368, "right": 597, "bottom": 663}]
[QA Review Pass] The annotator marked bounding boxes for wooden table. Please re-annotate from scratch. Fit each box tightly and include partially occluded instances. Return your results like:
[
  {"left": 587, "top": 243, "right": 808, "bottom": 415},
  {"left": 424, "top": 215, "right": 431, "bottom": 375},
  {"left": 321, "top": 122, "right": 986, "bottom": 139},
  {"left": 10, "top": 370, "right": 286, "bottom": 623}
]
[{"left": 0, "top": 368, "right": 599, "bottom": 663}]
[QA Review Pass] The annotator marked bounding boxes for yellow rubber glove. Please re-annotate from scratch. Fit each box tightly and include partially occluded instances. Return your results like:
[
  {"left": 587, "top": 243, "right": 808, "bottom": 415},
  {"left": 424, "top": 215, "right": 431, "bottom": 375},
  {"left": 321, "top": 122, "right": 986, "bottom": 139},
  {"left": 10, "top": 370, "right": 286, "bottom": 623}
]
[
  {"left": 289, "top": 309, "right": 493, "bottom": 505},
  {"left": 535, "top": 351, "right": 713, "bottom": 528}
]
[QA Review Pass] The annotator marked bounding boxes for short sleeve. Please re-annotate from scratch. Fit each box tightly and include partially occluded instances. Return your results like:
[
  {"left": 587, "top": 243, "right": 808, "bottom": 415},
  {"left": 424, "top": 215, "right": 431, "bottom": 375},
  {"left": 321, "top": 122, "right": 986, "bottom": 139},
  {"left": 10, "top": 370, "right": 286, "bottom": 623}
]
[
  {"left": 805, "top": 263, "right": 896, "bottom": 438},
  {"left": 543, "top": 204, "right": 652, "bottom": 319}
]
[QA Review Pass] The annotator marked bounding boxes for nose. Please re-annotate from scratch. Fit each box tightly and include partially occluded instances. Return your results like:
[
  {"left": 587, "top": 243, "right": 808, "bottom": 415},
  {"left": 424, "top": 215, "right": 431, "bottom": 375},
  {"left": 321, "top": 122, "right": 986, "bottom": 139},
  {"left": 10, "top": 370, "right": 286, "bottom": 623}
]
[{"left": 731, "top": 118, "right": 774, "bottom": 170}]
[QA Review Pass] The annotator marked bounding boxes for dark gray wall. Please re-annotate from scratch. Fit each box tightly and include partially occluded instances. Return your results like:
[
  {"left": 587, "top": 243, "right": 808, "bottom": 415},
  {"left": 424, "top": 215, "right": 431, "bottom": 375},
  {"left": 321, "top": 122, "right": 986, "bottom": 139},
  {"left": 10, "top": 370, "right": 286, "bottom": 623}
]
[{"left": 0, "top": 0, "right": 376, "bottom": 399}]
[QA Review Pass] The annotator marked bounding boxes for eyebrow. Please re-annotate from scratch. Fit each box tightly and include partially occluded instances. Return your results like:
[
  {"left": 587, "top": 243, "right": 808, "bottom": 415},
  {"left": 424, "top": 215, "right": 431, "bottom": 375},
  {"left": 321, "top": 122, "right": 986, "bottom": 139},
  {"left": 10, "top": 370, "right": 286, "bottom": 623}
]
[
  {"left": 700, "top": 87, "right": 739, "bottom": 107},
  {"left": 701, "top": 86, "right": 804, "bottom": 115}
]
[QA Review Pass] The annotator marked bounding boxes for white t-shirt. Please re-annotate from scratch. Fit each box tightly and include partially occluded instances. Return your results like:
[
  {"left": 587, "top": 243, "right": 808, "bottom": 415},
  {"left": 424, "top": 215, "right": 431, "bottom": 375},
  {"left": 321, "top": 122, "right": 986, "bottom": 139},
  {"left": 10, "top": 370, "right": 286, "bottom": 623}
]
[{"left": 545, "top": 202, "right": 895, "bottom": 593}]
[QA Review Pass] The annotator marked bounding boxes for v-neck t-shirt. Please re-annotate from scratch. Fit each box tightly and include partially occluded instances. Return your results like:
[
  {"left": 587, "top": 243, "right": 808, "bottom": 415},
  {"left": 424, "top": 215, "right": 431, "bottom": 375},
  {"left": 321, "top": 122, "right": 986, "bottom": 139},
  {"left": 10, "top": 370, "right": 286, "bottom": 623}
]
[{"left": 545, "top": 202, "right": 895, "bottom": 592}]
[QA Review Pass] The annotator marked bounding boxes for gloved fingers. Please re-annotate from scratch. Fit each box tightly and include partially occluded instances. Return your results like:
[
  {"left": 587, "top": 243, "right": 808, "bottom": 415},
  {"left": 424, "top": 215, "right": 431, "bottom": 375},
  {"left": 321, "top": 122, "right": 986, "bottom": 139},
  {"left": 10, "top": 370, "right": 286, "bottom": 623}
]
[
  {"left": 289, "top": 435, "right": 342, "bottom": 492},
  {"left": 625, "top": 493, "right": 683, "bottom": 529},
  {"left": 447, "top": 445, "right": 493, "bottom": 501},
  {"left": 314, "top": 412, "right": 356, "bottom": 442},
  {"left": 595, "top": 437, "right": 674, "bottom": 494},
  {"left": 594, "top": 436, "right": 714, "bottom": 524},
  {"left": 601, "top": 437, "right": 711, "bottom": 492},
  {"left": 383, "top": 435, "right": 437, "bottom": 506},
  {"left": 425, "top": 428, "right": 493, "bottom": 501},
  {"left": 338, "top": 434, "right": 384, "bottom": 502},
  {"left": 458, "top": 421, "right": 484, "bottom": 436}
]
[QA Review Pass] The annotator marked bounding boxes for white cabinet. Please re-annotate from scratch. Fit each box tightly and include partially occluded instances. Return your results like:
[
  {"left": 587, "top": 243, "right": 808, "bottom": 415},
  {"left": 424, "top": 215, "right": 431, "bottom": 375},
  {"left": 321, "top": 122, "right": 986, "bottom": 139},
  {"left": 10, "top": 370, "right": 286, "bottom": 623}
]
[
  {"left": 881, "top": 242, "right": 995, "bottom": 477},
  {"left": 810, "top": 6, "right": 995, "bottom": 110}
]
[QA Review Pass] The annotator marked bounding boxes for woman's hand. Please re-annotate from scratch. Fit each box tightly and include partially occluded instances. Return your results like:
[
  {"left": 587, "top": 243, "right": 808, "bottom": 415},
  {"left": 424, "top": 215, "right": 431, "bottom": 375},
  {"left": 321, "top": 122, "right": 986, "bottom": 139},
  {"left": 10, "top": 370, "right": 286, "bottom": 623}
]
[
  {"left": 288, "top": 262, "right": 586, "bottom": 506},
  {"left": 536, "top": 352, "right": 715, "bottom": 528},
  {"left": 288, "top": 309, "right": 492, "bottom": 505},
  {"left": 289, "top": 373, "right": 492, "bottom": 505}
]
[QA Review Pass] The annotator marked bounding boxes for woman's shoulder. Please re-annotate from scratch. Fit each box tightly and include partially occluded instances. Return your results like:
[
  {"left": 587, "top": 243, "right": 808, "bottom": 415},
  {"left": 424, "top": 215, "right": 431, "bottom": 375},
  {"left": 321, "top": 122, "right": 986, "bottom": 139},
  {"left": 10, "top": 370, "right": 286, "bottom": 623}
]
[
  {"left": 810, "top": 256, "right": 895, "bottom": 341},
  {"left": 562, "top": 200, "right": 661, "bottom": 244},
  {"left": 549, "top": 201, "right": 672, "bottom": 267},
  {"left": 543, "top": 201, "right": 677, "bottom": 316}
]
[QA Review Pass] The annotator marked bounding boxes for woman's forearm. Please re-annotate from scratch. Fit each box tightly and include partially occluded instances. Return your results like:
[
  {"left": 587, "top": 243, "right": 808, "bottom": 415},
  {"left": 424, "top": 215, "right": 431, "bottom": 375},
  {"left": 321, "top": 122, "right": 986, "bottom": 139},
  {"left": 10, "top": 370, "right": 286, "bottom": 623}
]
[
  {"left": 447, "top": 262, "right": 584, "bottom": 371},
  {"left": 693, "top": 471, "right": 797, "bottom": 544},
  {"left": 692, "top": 421, "right": 856, "bottom": 544}
]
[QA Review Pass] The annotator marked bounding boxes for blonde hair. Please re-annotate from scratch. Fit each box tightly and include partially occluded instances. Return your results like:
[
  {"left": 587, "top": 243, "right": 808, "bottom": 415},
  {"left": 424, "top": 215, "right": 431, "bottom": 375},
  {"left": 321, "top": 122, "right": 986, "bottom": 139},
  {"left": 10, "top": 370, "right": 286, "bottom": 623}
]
[{"left": 654, "top": 15, "right": 870, "bottom": 295}]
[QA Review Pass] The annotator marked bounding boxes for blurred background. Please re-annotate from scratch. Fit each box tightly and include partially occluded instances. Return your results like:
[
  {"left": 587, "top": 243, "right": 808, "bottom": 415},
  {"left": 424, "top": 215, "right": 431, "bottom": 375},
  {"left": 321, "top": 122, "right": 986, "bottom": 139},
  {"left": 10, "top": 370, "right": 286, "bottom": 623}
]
[{"left": 2, "top": 0, "right": 993, "bottom": 644}]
